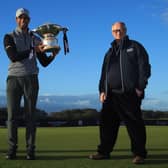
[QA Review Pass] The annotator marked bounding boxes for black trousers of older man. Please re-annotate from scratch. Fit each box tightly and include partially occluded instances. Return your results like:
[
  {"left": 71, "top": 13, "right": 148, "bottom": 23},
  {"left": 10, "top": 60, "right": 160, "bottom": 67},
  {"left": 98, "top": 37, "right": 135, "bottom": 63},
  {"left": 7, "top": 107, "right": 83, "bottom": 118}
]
[{"left": 97, "top": 91, "right": 147, "bottom": 158}]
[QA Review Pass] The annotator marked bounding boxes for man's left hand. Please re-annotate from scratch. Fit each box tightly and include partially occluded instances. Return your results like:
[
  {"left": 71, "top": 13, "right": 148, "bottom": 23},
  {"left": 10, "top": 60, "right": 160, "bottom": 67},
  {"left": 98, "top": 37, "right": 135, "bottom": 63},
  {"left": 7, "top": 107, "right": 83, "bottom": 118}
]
[{"left": 135, "top": 88, "right": 143, "bottom": 97}]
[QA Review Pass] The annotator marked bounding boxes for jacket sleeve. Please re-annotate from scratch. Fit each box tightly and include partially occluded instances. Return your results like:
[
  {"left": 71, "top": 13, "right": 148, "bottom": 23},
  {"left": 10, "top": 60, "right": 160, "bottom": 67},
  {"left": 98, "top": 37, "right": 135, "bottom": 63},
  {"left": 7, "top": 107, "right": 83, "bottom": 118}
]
[
  {"left": 99, "top": 51, "right": 110, "bottom": 93},
  {"left": 136, "top": 43, "right": 151, "bottom": 90},
  {"left": 3, "top": 34, "right": 30, "bottom": 62}
]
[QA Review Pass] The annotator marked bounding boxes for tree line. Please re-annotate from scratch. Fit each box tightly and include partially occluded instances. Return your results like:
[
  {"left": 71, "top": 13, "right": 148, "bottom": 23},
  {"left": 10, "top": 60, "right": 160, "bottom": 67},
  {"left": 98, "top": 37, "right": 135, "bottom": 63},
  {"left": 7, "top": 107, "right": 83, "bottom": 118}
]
[{"left": 0, "top": 107, "right": 168, "bottom": 126}]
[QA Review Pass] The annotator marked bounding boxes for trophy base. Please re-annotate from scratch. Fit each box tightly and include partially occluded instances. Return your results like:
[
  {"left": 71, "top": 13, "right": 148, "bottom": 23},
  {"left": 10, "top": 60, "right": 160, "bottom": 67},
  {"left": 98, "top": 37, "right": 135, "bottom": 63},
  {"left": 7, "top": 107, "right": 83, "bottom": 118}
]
[{"left": 43, "top": 46, "right": 61, "bottom": 53}]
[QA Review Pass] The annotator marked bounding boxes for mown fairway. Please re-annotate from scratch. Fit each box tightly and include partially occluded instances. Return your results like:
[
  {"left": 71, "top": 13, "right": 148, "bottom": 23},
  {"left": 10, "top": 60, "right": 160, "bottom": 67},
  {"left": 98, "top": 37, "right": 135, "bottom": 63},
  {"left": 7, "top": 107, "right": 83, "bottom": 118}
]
[{"left": 0, "top": 126, "right": 167, "bottom": 168}]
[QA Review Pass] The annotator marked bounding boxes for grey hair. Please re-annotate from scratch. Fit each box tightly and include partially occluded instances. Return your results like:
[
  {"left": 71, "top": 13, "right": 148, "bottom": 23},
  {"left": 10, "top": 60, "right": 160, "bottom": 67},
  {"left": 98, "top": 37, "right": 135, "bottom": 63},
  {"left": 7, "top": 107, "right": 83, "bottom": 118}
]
[{"left": 112, "top": 21, "right": 127, "bottom": 32}]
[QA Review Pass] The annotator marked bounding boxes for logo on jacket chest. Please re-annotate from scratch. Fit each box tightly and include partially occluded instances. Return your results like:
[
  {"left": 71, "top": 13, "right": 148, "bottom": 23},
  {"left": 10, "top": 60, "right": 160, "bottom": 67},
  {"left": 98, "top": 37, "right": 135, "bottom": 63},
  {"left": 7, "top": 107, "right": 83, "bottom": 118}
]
[{"left": 126, "top": 48, "right": 134, "bottom": 52}]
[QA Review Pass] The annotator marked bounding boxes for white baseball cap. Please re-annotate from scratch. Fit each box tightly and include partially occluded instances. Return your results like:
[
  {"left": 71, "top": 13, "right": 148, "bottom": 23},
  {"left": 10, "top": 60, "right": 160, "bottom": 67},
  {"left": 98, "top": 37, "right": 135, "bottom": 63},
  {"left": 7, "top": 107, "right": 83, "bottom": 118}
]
[{"left": 16, "top": 8, "right": 30, "bottom": 18}]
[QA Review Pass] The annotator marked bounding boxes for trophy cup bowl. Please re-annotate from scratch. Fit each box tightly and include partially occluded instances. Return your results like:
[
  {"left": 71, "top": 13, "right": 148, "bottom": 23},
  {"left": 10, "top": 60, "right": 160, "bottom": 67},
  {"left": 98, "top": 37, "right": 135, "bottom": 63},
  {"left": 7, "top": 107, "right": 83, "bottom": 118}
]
[{"left": 32, "top": 23, "right": 65, "bottom": 52}]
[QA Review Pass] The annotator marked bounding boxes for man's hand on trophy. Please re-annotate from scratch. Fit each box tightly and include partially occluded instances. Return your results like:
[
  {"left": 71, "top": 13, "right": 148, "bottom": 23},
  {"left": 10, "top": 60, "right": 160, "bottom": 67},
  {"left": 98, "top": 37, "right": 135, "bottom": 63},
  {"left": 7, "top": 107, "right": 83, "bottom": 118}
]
[
  {"left": 51, "top": 48, "right": 60, "bottom": 58},
  {"left": 34, "top": 43, "right": 47, "bottom": 53}
]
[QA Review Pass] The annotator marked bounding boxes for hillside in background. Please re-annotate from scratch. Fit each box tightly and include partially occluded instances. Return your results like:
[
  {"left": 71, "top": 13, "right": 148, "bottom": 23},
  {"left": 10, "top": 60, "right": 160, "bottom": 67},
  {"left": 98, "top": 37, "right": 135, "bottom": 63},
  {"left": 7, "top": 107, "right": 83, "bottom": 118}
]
[{"left": 1, "top": 94, "right": 168, "bottom": 113}]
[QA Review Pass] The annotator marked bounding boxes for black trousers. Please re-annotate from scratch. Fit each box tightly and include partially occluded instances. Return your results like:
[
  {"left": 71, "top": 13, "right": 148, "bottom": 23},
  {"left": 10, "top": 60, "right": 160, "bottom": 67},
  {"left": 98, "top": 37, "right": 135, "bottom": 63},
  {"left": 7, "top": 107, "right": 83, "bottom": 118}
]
[{"left": 97, "top": 91, "right": 147, "bottom": 158}]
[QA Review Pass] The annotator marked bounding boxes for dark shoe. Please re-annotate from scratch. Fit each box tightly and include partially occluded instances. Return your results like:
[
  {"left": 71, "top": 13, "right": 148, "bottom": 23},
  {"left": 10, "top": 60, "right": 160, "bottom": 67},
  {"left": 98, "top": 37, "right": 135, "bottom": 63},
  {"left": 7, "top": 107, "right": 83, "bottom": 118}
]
[
  {"left": 26, "top": 152, "right": 35, "bottom": 160},
  {"left": 6, "top": 151, "right": 16, "bottom": 160},
  {"left": 89, "top": 153, "right": 110, "bottom": 160},
  {"left": 132, "top": 156, "right": 144, "bottom": 164}
]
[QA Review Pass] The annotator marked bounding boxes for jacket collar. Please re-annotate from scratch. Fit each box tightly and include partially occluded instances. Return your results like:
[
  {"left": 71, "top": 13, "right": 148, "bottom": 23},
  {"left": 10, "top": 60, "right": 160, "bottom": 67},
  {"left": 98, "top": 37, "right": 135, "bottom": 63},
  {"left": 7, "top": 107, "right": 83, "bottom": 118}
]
[
  {"left": 15, "top": 27, "right": 30, "bottom": 35},
  {"left": 111, "top": 35, "right": 129, "bottom": 49}
]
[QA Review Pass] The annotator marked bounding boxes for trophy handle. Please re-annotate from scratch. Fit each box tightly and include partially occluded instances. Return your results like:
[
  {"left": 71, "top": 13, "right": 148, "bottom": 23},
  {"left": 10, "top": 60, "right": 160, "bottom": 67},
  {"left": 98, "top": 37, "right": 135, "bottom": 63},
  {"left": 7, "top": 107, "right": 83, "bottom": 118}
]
[{"left": 63, "top": 29, "right": 69, "bottom": 55}]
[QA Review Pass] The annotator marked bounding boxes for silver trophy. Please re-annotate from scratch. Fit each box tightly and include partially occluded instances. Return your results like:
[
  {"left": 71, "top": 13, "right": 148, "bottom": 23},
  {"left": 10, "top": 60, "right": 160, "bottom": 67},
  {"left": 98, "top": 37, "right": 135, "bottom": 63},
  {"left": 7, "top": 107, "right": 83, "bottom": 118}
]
[{"left": 32, "top": 23, "right": 69, "bottom": 54}]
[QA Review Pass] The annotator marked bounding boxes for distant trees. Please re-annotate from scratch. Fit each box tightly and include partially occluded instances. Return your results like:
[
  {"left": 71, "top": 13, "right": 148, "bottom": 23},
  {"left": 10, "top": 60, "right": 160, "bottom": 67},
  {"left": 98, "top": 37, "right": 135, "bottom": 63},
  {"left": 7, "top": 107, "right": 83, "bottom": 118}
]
[
  {"left": 0, "top": 107, "right": 99, "bottom": 126},
  {"left": 0, "top": 107, "right": 48, "bottom": 125},
  {"left": 47, "top": 108, "right": 99, "bottom": 126},
  {"left": 49, "top": 108, "right": 99, "bottom": 121},
  {"left": 0, "top": 107, "right": 7, "bottom": 125},
  {"left": 0, "top": 107, "right": 168, "bottom": 126},
  {"left": 142, "top": 110, "right": 168, "bottom": 119}
]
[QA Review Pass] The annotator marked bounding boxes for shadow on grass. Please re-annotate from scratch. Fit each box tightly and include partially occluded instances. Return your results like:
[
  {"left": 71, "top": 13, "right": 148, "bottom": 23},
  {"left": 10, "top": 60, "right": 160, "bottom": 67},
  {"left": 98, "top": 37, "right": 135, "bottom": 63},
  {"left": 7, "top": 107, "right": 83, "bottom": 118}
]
[
  {"left": 1, "top": 148, "right": 167, "bottom": 153},
  {"left": 37, "top": 155, "right": 88, "bottom": 160},
  {"left": 146, "top": 154, "right": 168, "bottom": 165},
  {"left": 0, "top": 148, "right": 168, "bottom": 164},
  {"left": 114, "top": 148, "right": 168, "bottom": 152},
  {"left": 0, "top": 149, "right": 96, "bottom": 153},
  {"left": 5, "top": 155, "right": 88, "bottom": 160},
  {"left": 12, "top": 153, "right": 168, "bottom": 163}
]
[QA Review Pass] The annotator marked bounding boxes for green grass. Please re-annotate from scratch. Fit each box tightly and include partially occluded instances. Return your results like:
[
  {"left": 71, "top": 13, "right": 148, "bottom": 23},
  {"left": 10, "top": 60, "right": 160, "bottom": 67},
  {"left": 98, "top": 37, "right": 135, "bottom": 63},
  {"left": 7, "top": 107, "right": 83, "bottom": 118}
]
[{"left": 0, "top": 126, "right": 167, "bottom": 168}]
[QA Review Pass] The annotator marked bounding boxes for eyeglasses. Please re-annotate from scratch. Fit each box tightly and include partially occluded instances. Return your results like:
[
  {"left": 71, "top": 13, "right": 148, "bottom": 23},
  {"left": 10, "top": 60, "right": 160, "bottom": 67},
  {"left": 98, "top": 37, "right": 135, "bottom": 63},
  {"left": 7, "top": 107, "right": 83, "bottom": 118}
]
[{"left": 112, "top": 29, "right": 122, "bottom": 33}]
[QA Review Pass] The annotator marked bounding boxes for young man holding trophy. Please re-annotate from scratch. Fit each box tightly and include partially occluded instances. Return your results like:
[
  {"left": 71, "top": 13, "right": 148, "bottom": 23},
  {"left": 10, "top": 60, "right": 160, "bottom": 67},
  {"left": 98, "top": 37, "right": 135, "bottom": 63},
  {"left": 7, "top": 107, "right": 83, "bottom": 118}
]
[{"left": 3, "top": 8, "right": 60, "bottom": 160}]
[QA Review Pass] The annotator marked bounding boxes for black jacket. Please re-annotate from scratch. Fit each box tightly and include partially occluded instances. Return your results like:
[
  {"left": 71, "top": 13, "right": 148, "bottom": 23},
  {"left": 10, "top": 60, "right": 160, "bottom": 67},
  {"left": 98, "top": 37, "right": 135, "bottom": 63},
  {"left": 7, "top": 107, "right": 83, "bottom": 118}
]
[{"left": 99, "top": 36, "right": 151, "bottom": 95}]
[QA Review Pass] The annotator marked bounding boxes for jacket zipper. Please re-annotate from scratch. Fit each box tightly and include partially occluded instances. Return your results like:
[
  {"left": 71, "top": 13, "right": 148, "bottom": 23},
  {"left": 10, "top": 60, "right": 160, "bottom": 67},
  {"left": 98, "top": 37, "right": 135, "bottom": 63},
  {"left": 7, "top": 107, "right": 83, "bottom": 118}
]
[{"left": 120, "top": 50, "right": 125, "bottom": 92}]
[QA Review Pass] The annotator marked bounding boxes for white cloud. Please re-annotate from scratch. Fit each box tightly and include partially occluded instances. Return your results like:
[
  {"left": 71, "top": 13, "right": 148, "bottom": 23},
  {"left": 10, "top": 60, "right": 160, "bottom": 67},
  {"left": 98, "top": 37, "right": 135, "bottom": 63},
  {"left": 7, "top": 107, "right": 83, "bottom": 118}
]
[
  {"left": 142, "top": 98, "right": 168, "bottom": 111},
  {"left": 39, "top": 97, "right": 51, "bottom": 103},
  {"left": 1, "top": 95, "right": 168, "bottom": 112},
  {"left": 142, "top": 1, "right": 168, "bottom": 24},
  {"left": 143, "top": 98, "right": 160, "bottom": 106},
  {"left": 72, "top": 100, "right": 91, "bottom": 106},
  {"left": 161, "top": 8, "right": 168, "bottom": 23}
]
